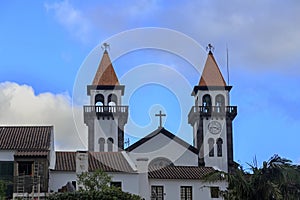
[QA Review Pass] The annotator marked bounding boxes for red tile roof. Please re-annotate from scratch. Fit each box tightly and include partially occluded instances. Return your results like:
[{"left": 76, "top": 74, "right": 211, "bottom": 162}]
[
  {"left": 148, "top": 166, "right": 215, "bottom": 179},
  {"left": 198, "top": 52, "right": 227, "bottom": 87},
  {"left": 89, "top": 152, "right": 134, "bottom": 172},
  {"left": 55, "top": 152, "right": 76, "bottom": 171},
  {"left": 0, "top": 126, "right": 52, "bottom": 150},
  {"left": 14, "top": 150, "right": 49, "bottom": 157},
  {"left": 54, "top": 151, "right": 135, "bottom": 173},
  {"left": 92, "top": 50, "right": 120, "bottom": 86}
]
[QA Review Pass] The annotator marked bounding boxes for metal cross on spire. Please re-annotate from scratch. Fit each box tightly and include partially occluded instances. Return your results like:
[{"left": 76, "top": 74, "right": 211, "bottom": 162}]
[
  {"left": 101, "top": 42, "right": 110, "bottom": 51},
  {"left": 155, "top": 110, "right": 166, "bottom": 128},
  {"left": 206, "top": 43, "right": 214, "bottom": 53}
]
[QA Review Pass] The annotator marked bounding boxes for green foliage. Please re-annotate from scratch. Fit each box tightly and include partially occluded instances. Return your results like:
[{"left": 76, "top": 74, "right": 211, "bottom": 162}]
[
  {"left": 48, "top": 169, "right": 142, "bottom": 200},
  {"left": 77, "top": 169, "right": 112, "bottom": 191},
  {"left": 0, "top": 180, "right": 6, "bottom": 200},
  {"left": 47, "top": 187, "right": 142, "bottom": 200},
  {"left": 204, "top": 154, "right": 300, "bottom": 200}
]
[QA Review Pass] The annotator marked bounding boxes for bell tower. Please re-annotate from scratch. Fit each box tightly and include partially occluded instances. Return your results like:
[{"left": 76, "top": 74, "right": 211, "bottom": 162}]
[
  {"left": 188, "top": 46, "right": 237, "bottom": 172},
  {"left": 84, "top": 47, "right": 128, "bottom": 152}
]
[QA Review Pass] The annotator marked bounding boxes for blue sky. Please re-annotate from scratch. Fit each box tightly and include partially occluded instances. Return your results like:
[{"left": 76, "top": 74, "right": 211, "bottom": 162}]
[{"left": 0, "top": 0, "right": 300, "bottom": 166}]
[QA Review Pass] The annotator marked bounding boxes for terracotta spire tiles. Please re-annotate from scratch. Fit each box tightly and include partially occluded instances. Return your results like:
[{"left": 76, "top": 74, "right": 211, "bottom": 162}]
[
  {"left": 198, "top": 51, "right": 226, "bottom": 87},
  {"left": 92, "top": 50, "right": 120, "bottom": 86}
]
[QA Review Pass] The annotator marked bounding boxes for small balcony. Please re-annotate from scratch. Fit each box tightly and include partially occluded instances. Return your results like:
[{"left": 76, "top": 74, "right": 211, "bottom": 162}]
[
  {"left": 188, "top": 106, "right": 237, "bottom": 123},
  {"left": 84, "top": 106, "right": 128, "bottom": 121},
  {"left": 13, "top": 175, "right": 48, "bottom": 193}
]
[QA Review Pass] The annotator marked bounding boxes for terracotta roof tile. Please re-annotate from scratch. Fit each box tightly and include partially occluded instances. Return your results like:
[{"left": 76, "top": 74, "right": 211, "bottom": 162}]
[
  {"left": 89, "top": 152, "right": 134, "bottom": 173},
  {"left": 54, "top": 151, "right": 135, "bottom": 173},
  {"left": 92, "top": 50, "right": 120, "bottom": 86},
  {"left": 0, "top": 126, "right": 52, "bottom": 150},
  {"left": 54, "top": 152, "right": 76, "bottom": 171},
  {"left": 148, "top": 166, "right": 215, "bottom": 179},
  {"left": 199, "top": 52, "right": 226, "bottom": 86},
  {"left": 14, "top": 150, "right": 49, "bottom": 157}
]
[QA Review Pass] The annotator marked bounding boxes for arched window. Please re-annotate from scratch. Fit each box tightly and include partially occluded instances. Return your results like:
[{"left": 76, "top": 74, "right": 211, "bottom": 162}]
[
  {"left": 95, "top": 94, "right": 104, "bottom": 106},
  {"left": 208, "top": 138, "right": 214, "bottom": 157},
  {"left": 215, "top": 94, "right": 225, "bottom": 106},
  {"left": 98, "top": 138, "right": 105, "bottom": 152},
  {"left": 107, "top": 138, "right": 114, "bottom": 152},
  {"left": 215, "top": 94, "right": 225, "bottom": 113},
  {"left": 217, "top": 138, "right": 223, "bottom": 157},
  {"left": 202, "top": 94, "right": 212, "bottom": 107},
  {"left": 108, "top": 94, "right": 118, "bottom": 106},
  {"left": 202, "top": 94, "right": 212, "bottom": 113}
]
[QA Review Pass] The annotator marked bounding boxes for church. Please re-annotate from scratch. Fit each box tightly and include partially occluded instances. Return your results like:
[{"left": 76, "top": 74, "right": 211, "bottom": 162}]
[{"left": 0, "top": 45, "right": 237, "bottom": 200}]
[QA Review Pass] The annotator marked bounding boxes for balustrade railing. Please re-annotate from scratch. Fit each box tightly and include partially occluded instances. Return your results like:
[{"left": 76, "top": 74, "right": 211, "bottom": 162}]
[
  {"left": 189, "top": 106, "right": 237, "bottom": 116},
  {"left": 84, "top": 106, "right": 128, "bottom": 114}
]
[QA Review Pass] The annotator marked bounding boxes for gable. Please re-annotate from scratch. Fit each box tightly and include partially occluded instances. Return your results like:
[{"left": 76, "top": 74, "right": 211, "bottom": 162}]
[
  {"left": 126, "top": 128, "right": 198, "bottom": 154},
  {"left": 126, "top": 128, "right": 199, "bottom": 167}
]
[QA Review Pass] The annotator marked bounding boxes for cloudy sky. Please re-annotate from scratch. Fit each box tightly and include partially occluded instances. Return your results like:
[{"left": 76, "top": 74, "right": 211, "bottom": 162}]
[{"left": 1, "top": 0, "right": 299, "bottom": 165}]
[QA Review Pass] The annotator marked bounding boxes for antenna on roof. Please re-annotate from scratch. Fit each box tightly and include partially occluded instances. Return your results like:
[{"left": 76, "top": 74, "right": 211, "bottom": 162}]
[
  {"left": 124, "top": 138, "right": 130, "bottom": 148},
  {"left": 226, "top": 44, "right": 230, "bottom": 85}
]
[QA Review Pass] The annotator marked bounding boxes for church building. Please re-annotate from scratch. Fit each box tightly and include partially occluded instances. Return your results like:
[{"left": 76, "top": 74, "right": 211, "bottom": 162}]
[
  {"left": 50, "top": 46, "right": 237, "bottom": 199},
  {"left": 0, "top": 45, "right": 237, "bottom": 200}
]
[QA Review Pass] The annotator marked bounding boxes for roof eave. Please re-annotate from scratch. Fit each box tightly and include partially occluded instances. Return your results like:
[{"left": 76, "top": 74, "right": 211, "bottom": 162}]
[
  {"left": 126, "top": 128, "right": 198, "bottom": 154},
  {"left": 191, "top": 85, "right": 232, "bottom": 96},
  {"left": 87, "top": 85, "right": 125, "bottom": 95}
]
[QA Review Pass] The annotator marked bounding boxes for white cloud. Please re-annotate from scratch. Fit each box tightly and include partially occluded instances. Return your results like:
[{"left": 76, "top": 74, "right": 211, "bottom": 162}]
[
  {"left": 0, "top": 82, "right": 86, "bottom": 150},
  {"left": 44, "top": 0, "right": 300, "bottom": 73},
  {"left": 44, "top": 0, "right": 92, "bottom": 44},
  {"left": 167, "top": 1, "right": 300, "bottom": 72},
  {"left": 44, "top": 0, "right": 161, "bottom": 43}
]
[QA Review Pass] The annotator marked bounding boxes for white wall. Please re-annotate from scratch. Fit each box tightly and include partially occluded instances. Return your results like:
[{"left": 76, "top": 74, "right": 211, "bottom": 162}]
[
  {"left": 193, "top": 121, "right": 198, "bottom": 147},
  {"left": 129, "top": 133, "right": 198, "bottom": 168},
  {"left": 193, "top": 89, "right": 230, "bottom": 172},
  {"left": 49, "top": 164, "right": 228, "bottom": 200},
  {"left": 149, "top": 179, "right": 227, "bottom": 200},
  {"left": 49, "top": 127, "right": 56, "bottom": 170},
  {"left": 108, "top": 173, "right": 140, "bottom": 196},
  {"left": 49, "top": 170, "right": 140, "bottom": 196},
  {"left": 49, "top": 171, "right": 77, "bottom": 192},
  {"left": 94, "top": 118, "right": 119, "bottom": 152},
  {"left": 203, "top": 118, "right": 228, "bottom": 172},
  {"left": 0, "top": 150, "right": 14, "bottom": 161}
]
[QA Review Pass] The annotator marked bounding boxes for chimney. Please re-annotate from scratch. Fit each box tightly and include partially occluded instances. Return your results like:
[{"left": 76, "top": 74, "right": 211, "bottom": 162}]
[{"left": 76, "top": 151, "right": 88, "bottom": 174}]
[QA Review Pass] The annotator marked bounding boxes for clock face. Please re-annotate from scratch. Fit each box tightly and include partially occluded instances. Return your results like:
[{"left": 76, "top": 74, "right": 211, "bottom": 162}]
[{"left": 208, "top": 121, "right": 222, "bottom": 134}]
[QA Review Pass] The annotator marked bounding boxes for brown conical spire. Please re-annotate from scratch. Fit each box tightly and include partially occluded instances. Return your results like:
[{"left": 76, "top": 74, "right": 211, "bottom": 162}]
[
  {"left": 92, "top": 50, "right": 120, "bottom": 86},
  {"left": 198, "top": 51, "right": 226, "bottom": 87}
]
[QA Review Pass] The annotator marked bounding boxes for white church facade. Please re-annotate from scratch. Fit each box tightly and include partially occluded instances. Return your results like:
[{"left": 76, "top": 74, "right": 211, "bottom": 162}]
[
  {"left": 0, "top": 46, "right": 237, "bottom": 200},
  {"left": 50, "top": 47, "right": 237, "bottom": 199}
]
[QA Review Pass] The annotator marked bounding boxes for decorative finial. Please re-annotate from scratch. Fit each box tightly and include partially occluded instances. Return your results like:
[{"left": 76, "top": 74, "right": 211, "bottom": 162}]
[
  {"left": 155, "top": 110, "right": 166, "bottom": 128},
  {"left": 101, "top": 43, "right": 110, "bottom": 51},
  {"left": 206, "top": 43, "right": 214, "bottom": 53}
]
